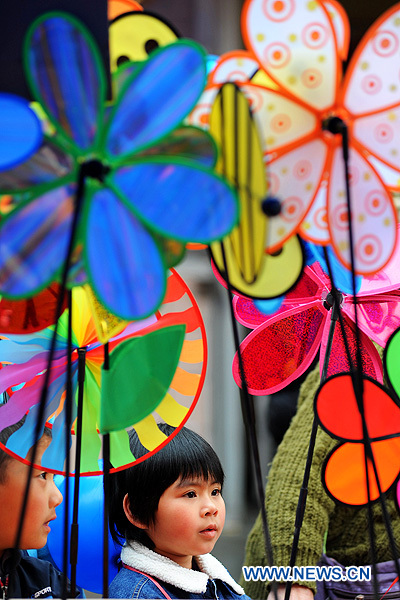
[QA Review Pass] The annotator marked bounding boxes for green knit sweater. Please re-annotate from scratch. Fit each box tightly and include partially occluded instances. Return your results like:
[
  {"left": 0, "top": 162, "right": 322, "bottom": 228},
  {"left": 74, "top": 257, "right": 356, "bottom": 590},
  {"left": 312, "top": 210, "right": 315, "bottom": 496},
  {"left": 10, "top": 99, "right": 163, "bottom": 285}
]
[{"left": 241, "top": 367, "right": 400, "bottom": 599}]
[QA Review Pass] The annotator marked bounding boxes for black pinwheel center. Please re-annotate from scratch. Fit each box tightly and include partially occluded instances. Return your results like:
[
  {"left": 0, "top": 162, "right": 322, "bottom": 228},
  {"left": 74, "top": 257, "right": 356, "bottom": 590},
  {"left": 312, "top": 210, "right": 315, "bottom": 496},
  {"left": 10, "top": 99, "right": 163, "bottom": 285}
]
[{"left": 79, "top": 159, "right": 110, "bottom": 183}]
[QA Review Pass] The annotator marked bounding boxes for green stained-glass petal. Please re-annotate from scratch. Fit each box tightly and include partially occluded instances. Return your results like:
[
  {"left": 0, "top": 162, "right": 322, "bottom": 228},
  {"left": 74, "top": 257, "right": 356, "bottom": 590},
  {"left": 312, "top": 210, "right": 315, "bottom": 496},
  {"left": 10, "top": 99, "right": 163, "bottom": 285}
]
[{"left": 100, "top": 324, "right": 186, "bottom": 434}]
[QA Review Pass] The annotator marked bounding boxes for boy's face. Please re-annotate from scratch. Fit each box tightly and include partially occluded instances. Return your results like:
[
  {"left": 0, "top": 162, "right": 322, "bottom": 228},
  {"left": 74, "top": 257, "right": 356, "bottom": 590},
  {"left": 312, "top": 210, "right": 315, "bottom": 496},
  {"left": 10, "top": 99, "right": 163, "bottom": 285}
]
[
  {"left": 138, "top": 476, "right": 225, "bottom": 569},
  {"left": 0, "top": 437, "right": 63, "bottom": 555}
]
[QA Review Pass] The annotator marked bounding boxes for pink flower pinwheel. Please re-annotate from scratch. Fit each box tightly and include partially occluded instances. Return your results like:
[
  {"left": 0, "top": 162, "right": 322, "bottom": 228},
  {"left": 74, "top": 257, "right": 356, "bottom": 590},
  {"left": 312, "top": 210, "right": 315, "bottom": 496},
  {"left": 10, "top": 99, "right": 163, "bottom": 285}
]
[
  {"left": 232, "top": 234, "right": 400, "bottom": 395},
  {"left": 193, "top": 0, "right": 400, "bottom": 276}
]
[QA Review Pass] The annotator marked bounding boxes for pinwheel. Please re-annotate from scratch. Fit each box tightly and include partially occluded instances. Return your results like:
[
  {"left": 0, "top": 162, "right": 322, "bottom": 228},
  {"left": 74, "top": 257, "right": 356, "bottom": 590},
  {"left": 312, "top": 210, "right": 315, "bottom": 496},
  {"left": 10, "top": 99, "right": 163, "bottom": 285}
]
[
  {"left": 0, "top": 269, "right": 207, "bottom": 474},
  {"left": 208, "top": 81, "right": 305, "bottom": 300},
  {"left": 192, "top": 0, "right": 400, "bottom": 276},
  {"left": 0, "top": 12, "right": 238, "bottom": 321},
  {"left": 108, "top": 2, "right": 179, "bottom": 71},
  {"left": 232, "top": 228, "right": 400, "bottom": 395},
  {"left": 315, "top": 371, "right": 400, "bottom": 506}
]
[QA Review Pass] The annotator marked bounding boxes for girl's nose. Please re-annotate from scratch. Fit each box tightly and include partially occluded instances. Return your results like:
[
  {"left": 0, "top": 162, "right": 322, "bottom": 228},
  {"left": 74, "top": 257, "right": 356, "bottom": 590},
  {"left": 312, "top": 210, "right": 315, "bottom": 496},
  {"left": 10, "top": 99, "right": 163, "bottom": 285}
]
[{"left": 202, "top": 500, "right": 218, "bottom": 517}]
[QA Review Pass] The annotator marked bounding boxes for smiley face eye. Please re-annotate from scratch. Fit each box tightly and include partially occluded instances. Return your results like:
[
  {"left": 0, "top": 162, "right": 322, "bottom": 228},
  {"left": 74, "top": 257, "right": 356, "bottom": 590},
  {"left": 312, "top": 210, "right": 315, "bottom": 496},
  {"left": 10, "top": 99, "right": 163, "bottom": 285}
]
[
  {"left": 144, "top": 39, "right": 159, "bottom": 55},
  {"left": 116, "top": 55, "right": 130, "bottom": 67}
]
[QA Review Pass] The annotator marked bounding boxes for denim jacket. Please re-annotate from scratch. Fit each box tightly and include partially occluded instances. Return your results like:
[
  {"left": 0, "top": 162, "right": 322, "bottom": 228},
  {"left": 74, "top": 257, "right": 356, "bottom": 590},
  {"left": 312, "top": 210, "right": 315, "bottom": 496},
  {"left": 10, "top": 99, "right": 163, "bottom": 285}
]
[{"left": 109, "top": 541, "right": 251, "bottom": 600}]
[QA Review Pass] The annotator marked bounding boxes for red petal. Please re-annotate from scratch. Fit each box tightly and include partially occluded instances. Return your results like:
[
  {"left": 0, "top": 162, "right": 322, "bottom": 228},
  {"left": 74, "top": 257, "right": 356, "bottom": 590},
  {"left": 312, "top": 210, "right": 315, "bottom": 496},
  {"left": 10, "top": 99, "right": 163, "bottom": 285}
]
[{"left": 316, "top": 374, "right": 400, "bottom": 440}]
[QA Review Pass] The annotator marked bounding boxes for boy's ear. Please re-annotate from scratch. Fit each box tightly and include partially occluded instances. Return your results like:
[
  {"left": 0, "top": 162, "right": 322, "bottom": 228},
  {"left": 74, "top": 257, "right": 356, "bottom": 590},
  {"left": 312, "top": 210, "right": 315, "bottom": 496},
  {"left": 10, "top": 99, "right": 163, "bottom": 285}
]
[{"left": 123, "top": 493, "right": 147, "bottom": 530}]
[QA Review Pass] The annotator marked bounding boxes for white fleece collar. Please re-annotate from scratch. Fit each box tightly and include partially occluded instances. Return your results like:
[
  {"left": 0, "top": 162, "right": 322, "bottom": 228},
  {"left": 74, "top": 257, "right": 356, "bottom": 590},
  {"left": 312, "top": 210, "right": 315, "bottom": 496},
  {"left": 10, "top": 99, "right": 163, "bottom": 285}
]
[{"left": 121, "top": 541, "right": 245, "bottom": 595}]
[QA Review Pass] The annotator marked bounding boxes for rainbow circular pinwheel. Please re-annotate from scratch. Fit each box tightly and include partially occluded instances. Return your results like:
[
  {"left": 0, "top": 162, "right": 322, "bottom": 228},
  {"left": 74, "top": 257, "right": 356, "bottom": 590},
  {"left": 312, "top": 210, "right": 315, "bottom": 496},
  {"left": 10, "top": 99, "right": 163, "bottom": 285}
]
[
  {"left": 0, "top": 269, "right": 207, "bottom": 475},
  {"left": 315, "top": 372, "right": 400, "bottom": 506},
  {"left": 192, "top": 0, "right": 400, "bottom": 276},
  {"left": 232, "top": 227, "right": 400, "bottom": 395},
  {"left": 0, "top": 12, "right": 238, "bottom": 321}
]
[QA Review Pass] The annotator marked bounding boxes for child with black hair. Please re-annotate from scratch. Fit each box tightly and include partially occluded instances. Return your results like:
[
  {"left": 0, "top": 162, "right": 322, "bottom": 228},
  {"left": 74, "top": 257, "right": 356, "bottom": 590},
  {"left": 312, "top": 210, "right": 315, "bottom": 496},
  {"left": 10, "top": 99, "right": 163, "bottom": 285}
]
[
  {"left": 109, "top": 424, "right": 251, "bottom": 599},
  {"left": 0, "top": 421, "right": 66, "bottom": 599}
]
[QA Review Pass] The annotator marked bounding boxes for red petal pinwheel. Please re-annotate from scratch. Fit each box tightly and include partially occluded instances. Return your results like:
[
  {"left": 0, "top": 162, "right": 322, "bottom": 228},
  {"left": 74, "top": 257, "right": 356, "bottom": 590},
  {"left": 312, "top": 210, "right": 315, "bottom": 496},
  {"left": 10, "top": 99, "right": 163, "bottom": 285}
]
[
  {"left": 232, "top": 230, "right": 400, "bottom": 394},
  {"left": 315, "top": 372, "right": 400, "bottom": 505}
]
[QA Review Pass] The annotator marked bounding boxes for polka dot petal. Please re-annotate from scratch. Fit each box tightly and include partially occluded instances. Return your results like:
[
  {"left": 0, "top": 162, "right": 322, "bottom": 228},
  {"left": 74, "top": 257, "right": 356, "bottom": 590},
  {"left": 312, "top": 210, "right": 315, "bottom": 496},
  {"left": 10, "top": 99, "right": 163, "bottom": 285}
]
[
  {"left": 343, "top": 5, "right": 400, "bottom": 116},
  {"left": 328, "top": 146, "right": 397, "bottom": 275},
  {"left": 242, "top": 0, "right": 340, "bottom": 110}
]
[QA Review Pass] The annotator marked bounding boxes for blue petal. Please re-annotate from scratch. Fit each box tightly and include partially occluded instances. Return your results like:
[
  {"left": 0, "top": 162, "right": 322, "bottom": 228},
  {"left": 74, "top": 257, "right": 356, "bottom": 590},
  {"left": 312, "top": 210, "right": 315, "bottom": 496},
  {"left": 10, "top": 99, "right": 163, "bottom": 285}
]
[
  {"left": 112, "top": 160, "right": 238, "bottom": 243},
  {"left": 84, "top": 186, "right": 166, "bottom": 320},
  {"left": 0, "top": 94, "right": 42, "bottom": 171},
  {"left": 307, "top": 243, "right": 362, "bottom": 295},
  {"left": 105, "top": 41, "right": 207, "bottom": 159},
  {"left": 25, "top": 13, "right": 105, "bottom": 151},
  {"left": 0, "top": 185, "right": 75, "bottom": 297}
]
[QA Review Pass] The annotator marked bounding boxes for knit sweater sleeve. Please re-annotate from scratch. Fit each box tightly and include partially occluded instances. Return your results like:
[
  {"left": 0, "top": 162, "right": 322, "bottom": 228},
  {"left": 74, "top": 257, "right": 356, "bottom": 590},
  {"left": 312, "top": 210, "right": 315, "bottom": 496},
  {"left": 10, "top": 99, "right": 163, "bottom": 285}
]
[{"left": 242, "top": 367, "right": 337, "bottom": 598}]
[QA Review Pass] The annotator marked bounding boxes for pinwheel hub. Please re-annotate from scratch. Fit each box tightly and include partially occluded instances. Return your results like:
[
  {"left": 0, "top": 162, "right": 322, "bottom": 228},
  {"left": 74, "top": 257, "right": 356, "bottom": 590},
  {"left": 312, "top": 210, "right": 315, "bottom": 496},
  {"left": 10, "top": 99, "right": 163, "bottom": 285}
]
[
  {"left": 79, "top": 159, "right": 110, "bottom": 183},
  {"left": 322, "top": 114, "right": 348, "bottom": 137},
  {"left": 323, "top": 289, "right": 343, "bottom": 311},
  {"left": 261, "top": 196, "right": 281, "bottom": 217}
]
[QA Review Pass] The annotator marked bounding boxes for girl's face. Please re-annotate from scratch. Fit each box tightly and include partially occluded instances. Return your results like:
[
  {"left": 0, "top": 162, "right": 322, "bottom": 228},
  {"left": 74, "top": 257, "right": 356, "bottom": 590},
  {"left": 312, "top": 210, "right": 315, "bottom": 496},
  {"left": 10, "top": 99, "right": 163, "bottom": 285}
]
[{"left": 127, "top": 476, "right": 226, "bottom": 569}]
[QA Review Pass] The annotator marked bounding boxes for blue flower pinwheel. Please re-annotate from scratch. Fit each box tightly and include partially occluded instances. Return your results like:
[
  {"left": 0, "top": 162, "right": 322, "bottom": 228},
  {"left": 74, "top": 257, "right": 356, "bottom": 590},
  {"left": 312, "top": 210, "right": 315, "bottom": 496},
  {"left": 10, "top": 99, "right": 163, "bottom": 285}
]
[{"left": 0, "top": 12, "right": 238, "bottom": 320}]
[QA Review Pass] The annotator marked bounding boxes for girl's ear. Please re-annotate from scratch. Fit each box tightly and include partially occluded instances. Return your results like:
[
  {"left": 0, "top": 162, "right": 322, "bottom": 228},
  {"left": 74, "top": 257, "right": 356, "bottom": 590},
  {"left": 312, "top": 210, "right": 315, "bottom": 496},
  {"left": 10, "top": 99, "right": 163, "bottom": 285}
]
[{"left": 123, "top": 493, "right": 147, "bottom": 530}]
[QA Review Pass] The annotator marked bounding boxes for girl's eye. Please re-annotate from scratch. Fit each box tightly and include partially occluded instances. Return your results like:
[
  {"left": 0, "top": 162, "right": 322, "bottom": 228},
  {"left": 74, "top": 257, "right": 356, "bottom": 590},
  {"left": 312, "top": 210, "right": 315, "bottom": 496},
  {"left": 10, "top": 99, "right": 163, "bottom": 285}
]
[
  {"left": 211, "top": 488, "right": 221, "bottom": 496},
  {"left": 185, "top": 491, "right": 197, "bottom": 498},
  {"left": 39, "top": 472, "right": 47, "bottom": 480}
]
